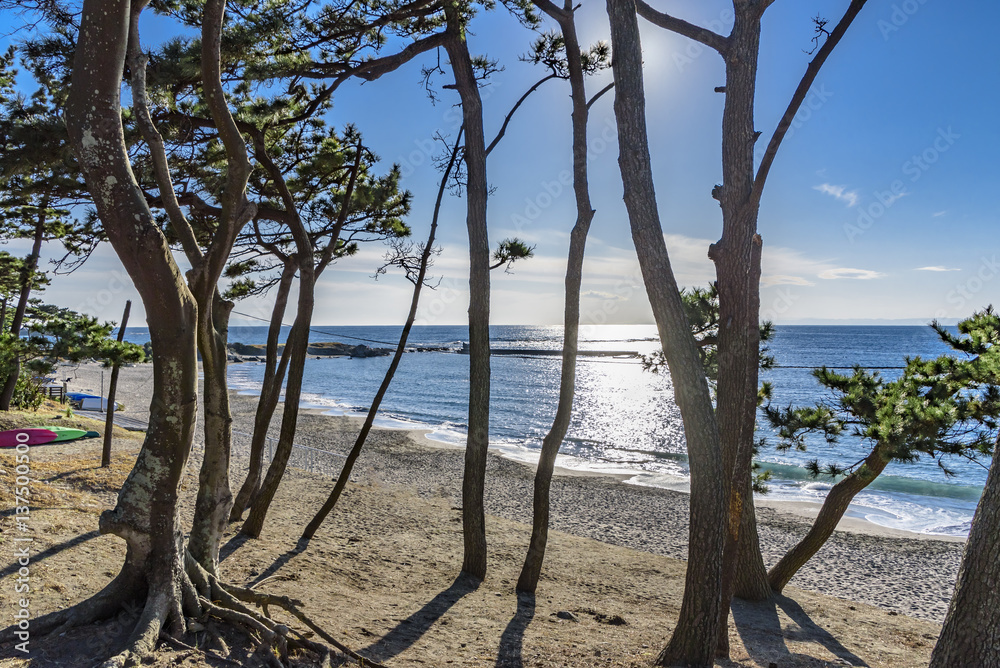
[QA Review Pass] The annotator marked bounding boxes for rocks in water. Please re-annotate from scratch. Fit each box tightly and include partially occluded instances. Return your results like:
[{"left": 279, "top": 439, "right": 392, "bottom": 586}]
[
  {"left": 349, "top": 344, "right": 390, "bottom": 358},
  {"left": 227, "top": 341, "right": 391, "bottom": 359}
]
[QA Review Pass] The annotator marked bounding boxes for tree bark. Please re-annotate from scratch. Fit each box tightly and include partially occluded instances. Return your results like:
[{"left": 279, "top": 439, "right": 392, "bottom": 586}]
[
  {"left": 606, "top": 1, "right": 726, "bottom": 664},
  {"left": 63, "top": 0, "right": 199, "bottom": 650},
  {"left": 733, "top": 477, "right": 771, "bottom": 600},
  {"left": 444, "top": 2, "right": 492, "bottom": 581},
  {"left": 0, "top": 202, "right": 46, "bottom": 410},
  {"left": 187, "top": 293, "right": 236, "bottom": 572},
  {"left": 930, "top": 442, "right": 1000, "bottom": 668},
  {"left": 102, "top": 299, "right": 131, "bottom": 468},
  {"left": 767, "top": 446, "right": 890, "bottom": 593},
  {"left": 516, "top": 1, "right": 595, "bottom": 595},
  {"left": 230, "top": 260, "right": 296, "bottom": 521},
  {"left": 636, "top": 2, "right": 872, "bottom": 654}
]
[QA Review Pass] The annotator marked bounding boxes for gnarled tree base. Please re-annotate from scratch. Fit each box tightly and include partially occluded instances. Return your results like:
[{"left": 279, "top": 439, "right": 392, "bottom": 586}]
[{"left": 2, "top": 549, "right": 388, "bottom": 668}]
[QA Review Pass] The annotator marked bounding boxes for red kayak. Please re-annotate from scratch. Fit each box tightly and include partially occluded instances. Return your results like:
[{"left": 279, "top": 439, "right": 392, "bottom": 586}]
[{"left": 0, "top": 428, "right": 58, "bottom": 448}]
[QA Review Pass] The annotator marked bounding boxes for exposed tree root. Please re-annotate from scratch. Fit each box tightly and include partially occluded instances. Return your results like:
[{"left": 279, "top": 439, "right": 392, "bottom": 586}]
[
  {"left": 2, "top": 544, "right": 385, "bottom": 668},
  {"left": 159, "top": 630, "right": 243, "bottom": 667},
  {"left": 222, "top": 580, "right": 390, "bottom": 668}
]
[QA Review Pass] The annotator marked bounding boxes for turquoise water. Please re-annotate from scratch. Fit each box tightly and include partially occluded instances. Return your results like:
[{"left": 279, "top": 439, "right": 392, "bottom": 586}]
[{"left": 123, "top": 324, "right": 989, "bottom": 536}]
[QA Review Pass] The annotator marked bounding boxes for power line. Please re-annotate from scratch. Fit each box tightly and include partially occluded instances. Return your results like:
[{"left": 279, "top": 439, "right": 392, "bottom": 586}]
[{"left": 231, "top": 310, "right": 400, "bottom": 347}]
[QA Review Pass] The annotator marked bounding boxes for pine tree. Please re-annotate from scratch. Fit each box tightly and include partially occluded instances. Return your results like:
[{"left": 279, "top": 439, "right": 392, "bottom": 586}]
[{"left": 762, "top": 312, "right": 1000, "bottom": 593}]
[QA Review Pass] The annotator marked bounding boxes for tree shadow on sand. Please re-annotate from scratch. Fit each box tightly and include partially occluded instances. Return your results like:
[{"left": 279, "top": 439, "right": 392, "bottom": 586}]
[
  {"left": 495, "top": 591, "right": 535, "bottom": 667},
  {"left": 360, "top": 573, "right": 480, "bottom": 663},
  {"left": 730, "top": 595, "right": 869, "bottom": 668},
  {"left": 0, "top": 531, "right": 100, "bottom": 579},
  {"left": 775, "top": 595, "right": 869, "bottom": 667},
  {"left": 219, "top": 533, "right": 310, "bottom": 587}
]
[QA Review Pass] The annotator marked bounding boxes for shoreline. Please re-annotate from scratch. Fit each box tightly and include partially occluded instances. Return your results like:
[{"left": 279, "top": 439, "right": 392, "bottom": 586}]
[
  {"left": 289, "top": 392, "right": 966, "bottom": 543},
  {"left": 61, "top": 361, "right": 966, "bottom": 622}
]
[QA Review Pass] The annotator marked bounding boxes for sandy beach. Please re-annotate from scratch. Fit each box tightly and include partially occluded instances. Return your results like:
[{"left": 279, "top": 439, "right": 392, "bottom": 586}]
[
  {"left": 58, "top": 360, "right": 966, "bottom": 624},
  {"left": 0, "top": 359, "right": 963, "bottom": 666}
]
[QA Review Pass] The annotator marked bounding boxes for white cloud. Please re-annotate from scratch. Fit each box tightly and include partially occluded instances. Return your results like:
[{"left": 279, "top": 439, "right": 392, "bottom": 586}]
[
  {"left": 818, "top": 268, "right": 885, "bottom": 280},
  {"left": 881, "top": 191, "right": 908, "bottom": 206},
  {"left": 761, "top": 275, "right": 816, "bottom": 287},
  {"left": 915, "top": 266, "right": 961, "bottom": 272},
  {"left": 932, "top": 211, "right": 947, "bottom": 217},
  {"left": 582, "top": 290, "right": 626, "bottom": 301},
  {"left": 814, "top": 183, "right": 859, "bottom": 207}
]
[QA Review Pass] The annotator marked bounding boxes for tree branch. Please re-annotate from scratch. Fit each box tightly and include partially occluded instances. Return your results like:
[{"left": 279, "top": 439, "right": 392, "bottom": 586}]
[
  {"left": 486, "top": 72, "right": 560, "bottom": 156},
  {"left": 587, "top": 81, "right": 614, "bottom": 110},
  {"left": 126, "top": 0, "right": 202, "bottom": 265},
  {"left": 751, "top": 0, "right": 869, "bottom": 207},
  {"left": 635, "top": 0, "right": 729, "bottom": 55}
]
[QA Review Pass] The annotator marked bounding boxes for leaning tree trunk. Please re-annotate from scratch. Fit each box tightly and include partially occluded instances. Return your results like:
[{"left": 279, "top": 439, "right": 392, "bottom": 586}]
[
  {"left": 0, "top": 204, "right": 46, "bottom": 410},
  {"left": 606, "top": 0, "right": 726, "bottom": 664},
  {"left": 240, "top": 230, "right": 316, "bottom": 538},
  {"left": 177, "top": 0, "right": 255, "bottom": 573},
  {"left": 444, "top": 2, "right": 492, "bottom": 581},
  {"left": 102, "top": 300, "right": 131, "bottom": 468},
  {"left": 240, "top": 301, "right": 312, "bottom": 537},
  {"left": 516, "top": 3, "right": 595, "bottom": 594},
  {"left": 302, "top": 128, "right": 463, "bottom": 541},
  {"left": 230, "top": 261, "right": 296, "bottom": 521},
  {"left": 768, "top": 446, "right": 890, "bottom": 593},
  {"left": 929, "top": 440, "right": 1000, "bottom": 667},
  {"left": 48, "top": 0, "right": 201, "bottom": 657}
]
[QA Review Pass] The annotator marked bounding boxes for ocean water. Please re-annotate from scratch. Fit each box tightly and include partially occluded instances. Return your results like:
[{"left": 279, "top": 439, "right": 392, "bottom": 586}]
[{"left": 122, "top": 324, "right": 988, "bottom": 537}]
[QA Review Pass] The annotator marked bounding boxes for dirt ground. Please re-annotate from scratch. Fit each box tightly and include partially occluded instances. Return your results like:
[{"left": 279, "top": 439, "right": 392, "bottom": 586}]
[{"left": 0, "top": 404, "right": 943, "bottom": 667}]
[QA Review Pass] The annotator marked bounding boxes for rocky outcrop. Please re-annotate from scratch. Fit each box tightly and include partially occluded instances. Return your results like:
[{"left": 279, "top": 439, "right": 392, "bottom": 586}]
[{"left": 228, "top": 341, "right": 391, "bottom": 359}]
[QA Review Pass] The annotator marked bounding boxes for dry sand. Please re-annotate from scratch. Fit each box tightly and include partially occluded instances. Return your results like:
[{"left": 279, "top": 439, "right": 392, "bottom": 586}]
[{"left": 0, "top": 361, "right": 965, "bottom": 666}]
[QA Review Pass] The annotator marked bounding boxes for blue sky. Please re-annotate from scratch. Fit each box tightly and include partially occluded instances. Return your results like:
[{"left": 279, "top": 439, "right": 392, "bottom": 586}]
[{"left": 3, "top": 0, "right": 998, "bottom": 327}]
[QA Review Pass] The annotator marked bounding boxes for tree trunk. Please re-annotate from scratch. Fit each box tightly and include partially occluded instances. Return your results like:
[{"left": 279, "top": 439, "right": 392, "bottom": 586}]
[
  {"left": 711, "top": 11, "right": 766, "bottom": 656},
  {"left": 230, "top": 261, "right": 296, "bottom": 521},
  {"left": 768, "top": 446, "right": 890, "bottom": 593},
  {"left": 444, "top": 3, "right": 492, "bottom": 581},
  {"left": 606, "top": 1, "right": 726, "bottom": 664},
  {"left": 517, "top": 3, "right": 595, "bottom": 595},
  {"left": 102, "top": 300, "right": 131, "bottom": 468},
  {"left": 930, "top": 442, "right": 1000, "bottom": 668},
  {"left": 733, "top": 478, "right": 771, "bottom": 601},
  {"left": 176, "top": 0, "right": 255, "bottom": 573},
  {"left": 187, "top": 293, "right": 236, "bottom": 572},
  {"left": 0, "top": 205, "right": 46, "bottom": 410},
  {"left": 240, "top": 295, "right": 313, "bottom": 537},
  {"left": 62, "top": 0, "right": 200, "bottom": 652}
]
